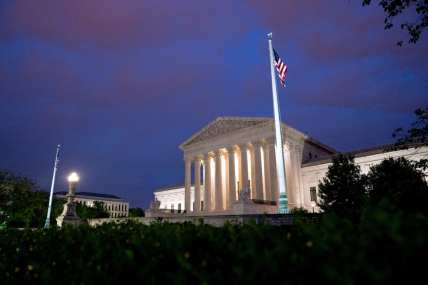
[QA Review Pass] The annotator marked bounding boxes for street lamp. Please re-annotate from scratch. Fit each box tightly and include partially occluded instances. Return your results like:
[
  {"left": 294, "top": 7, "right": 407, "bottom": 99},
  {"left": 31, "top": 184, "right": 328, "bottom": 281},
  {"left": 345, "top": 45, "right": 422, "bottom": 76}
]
[
  {"left": 68, "top": 172, "right": 79, "bottom": 182},
  {"left": 67, "top": 172, "right": 79, "bottom": 196},
  {"left": 56, "top": 172, "right": 83, "bottom": 227}
]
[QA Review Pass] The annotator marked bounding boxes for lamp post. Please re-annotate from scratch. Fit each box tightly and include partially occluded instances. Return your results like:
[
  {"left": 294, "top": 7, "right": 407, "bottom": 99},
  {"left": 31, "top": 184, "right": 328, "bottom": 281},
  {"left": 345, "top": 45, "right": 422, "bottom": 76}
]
[
  {"left": 67, "top": 172, "right": 79, "bottom": 196},
  {"left": 56, "top": 172, "right": 83, "bottom": 227}
]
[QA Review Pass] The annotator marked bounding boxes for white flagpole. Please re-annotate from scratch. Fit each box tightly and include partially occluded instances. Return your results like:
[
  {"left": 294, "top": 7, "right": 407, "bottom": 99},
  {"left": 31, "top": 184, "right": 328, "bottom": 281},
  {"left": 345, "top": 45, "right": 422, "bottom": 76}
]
[
  {"left": 44, "top": 144, "right": 61, "bottom": 229},
  {"left": 268, "top": 32, "right": 288, "bottom": 213}
]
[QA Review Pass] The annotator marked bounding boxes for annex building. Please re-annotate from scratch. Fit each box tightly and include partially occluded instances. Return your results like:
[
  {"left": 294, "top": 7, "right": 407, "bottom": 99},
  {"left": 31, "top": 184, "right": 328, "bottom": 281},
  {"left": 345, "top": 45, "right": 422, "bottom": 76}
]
[
  {"left": 55, "top": 191, "right": 129, "bottom": 218},
  {"left": 151, "top": 117, "right": 428, "bottom": 216}
]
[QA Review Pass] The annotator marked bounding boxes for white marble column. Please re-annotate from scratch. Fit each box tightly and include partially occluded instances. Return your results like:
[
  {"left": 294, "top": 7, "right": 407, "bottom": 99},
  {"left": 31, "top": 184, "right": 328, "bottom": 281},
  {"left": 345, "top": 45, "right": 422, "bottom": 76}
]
[
  {"left": 224, "top": 151, "right": 230, "bottom": 209},
  {"left": 284, "top": 142, "right": 293, "bottom": 207},
  {"left": 227, "top": 147, "right": 236, "bottom": 208},
  {"left": 288, "top": 143, "right": 303, "bottom": 209},
  {"left": 194, "top": 157, "right": 201, "bottom": 213},
  {"left": 203, "top": 154, "right": 212, "bottom": 212},
  {"left": 215, "top": 150, "right": 223, "bottom": 211},
  {"left": 184, "top": 158, "right": 191, "bottom": 213},
  {"left": 239, "top": 144, "right": 249, "bottom": 194},
  {"left": 252, "top": 142, "right": 264, "bottom": 200},
  {"left": 263, "top": 143, "right": 272, "bottom": 201}
]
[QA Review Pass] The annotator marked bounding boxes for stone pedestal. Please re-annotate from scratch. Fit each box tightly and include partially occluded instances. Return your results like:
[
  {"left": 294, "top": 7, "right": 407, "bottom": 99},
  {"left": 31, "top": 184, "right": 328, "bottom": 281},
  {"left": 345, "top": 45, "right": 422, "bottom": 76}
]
[
  {"left": 56, "top": 199, "right": 83, "bottom": 227},
  {"left": 231, "top": 187, "right": 277, "bottom": 215},
  {"left": 145, "top": 198, "right": 161, "bottom": 218},
  {"left": 56, "top": 179, "right": 83, "bottom": 227}
]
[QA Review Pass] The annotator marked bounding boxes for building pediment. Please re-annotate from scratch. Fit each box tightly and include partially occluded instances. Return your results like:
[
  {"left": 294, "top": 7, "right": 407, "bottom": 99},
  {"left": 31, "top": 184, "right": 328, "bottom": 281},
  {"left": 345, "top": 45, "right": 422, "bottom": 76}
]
[{"left": 180, "top": 117, "right": 272, "bottom": 149}]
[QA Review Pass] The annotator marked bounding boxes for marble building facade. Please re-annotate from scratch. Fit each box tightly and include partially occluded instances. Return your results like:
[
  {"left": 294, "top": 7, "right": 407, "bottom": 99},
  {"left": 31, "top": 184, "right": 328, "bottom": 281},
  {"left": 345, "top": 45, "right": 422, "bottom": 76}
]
[{"left": 153, "top": 117, "right": 428, "bottom": 215}]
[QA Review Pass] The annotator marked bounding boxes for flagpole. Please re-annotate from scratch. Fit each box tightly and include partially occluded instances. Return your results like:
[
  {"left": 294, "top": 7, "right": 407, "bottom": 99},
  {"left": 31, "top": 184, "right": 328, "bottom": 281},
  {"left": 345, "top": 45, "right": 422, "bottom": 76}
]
[
  {"left": 267, "top": 32, "right": 288, "bottom": 214},
  {"left": 44, "top": 144, "right": 61, "bottom": 229}
]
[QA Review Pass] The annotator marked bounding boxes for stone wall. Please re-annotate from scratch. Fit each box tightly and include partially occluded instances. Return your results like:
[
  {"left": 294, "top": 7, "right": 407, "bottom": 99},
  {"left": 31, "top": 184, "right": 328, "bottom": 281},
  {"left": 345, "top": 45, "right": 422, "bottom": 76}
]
[{"left": 87, "top": 214, "right": 296, "bottom": 227}]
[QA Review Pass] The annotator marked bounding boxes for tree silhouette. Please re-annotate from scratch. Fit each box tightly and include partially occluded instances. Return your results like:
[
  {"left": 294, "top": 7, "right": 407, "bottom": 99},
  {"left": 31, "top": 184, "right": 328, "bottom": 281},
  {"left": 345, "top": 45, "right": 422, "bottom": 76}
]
[
  {"left": 366, "top": 157, "right": 428, "bottom": 215},
  {"left": 317, "top": 154, "right": 367, "bottom": 221},
  {"left": 362, "top": 0, "right": 428, "bottom": 45}
]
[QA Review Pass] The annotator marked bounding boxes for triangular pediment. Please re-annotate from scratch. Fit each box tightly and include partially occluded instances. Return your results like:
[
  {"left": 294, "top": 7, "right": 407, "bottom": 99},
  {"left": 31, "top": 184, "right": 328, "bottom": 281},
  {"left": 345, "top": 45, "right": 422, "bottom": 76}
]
[{"left": 180, "top": 117, "right": 272, "bottom": 149}]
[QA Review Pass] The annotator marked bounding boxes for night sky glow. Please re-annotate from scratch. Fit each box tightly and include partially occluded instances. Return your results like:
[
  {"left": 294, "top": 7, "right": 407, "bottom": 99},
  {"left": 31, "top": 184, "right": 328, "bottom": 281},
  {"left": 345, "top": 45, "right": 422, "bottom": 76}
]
[{"left": 1, "top": 0, "right": 427, "bottom": 207}]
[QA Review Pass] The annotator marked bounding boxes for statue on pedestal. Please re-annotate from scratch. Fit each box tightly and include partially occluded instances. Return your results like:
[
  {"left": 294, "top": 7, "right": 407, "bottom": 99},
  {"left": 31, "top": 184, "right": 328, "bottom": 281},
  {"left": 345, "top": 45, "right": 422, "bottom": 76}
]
[
  {"left": 238, "top": 187, "right": 251, "bottom": 202},
  {"left": 149, "top": 198, "right": 161, "bottom": 210},
  {"left": 145, "top": 198, "right": 161, "bottom": 217}
]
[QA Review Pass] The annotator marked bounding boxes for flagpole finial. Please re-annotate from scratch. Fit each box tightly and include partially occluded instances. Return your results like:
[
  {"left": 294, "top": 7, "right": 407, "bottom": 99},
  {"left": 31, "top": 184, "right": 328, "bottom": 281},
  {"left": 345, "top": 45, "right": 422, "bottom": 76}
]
[{"left": 267, "top": 32, "right": 273, "bottom": 39}]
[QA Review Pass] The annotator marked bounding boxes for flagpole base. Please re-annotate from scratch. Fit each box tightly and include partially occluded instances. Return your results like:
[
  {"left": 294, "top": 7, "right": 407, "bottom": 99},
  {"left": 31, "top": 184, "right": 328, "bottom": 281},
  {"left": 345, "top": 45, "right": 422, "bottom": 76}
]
[{"left": 278, "top": 193, "right": 288, "bottom": 214}]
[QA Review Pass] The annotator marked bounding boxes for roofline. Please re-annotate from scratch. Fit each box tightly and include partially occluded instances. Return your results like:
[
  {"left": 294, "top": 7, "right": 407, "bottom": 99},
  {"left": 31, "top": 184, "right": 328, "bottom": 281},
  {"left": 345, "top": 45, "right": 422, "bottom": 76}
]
[
  {"left": 179, "top": 116, "right": 273, "bottom": 150},
  {"left": 154, "top": 184, "right": 185, "bottom": 193},
  {"left": 305, "top": 137, "right": 337, "bottom": 154},
  {"left": 178, "top": 116, "right": 337, "bottom": 154},
  {"left": 54, "top": 192, "right": 126, "bottom": 201},
  {"left": 301, "top": 143, "right": 425, "bottom": 168}
]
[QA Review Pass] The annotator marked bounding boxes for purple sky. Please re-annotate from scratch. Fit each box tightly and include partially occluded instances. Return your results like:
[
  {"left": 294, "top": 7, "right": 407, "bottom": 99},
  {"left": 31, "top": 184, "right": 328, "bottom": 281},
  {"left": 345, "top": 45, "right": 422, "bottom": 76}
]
[{"left": 1, "top": 1, "right": 427, "bottom": 208}]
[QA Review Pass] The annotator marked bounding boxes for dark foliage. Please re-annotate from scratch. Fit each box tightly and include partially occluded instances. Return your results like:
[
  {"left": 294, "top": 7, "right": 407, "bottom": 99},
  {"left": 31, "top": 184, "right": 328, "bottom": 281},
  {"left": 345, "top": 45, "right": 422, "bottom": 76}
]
[
  {"left": 393, "top": 107, "right": 428, "bottom": 146},
  {"left": 0, "top": 213, "right": 426, "bottom": 284},
  {"left": 317, "top": 154, "right": 367, "bottom": 221},
  {"left": 76, "top": 201, "right": 110, "bottom": 221},
  {"left": 129, "top": 207, "right": 145, "bottom": 217},
  {"left": 0, "top": 171, "right": 64, "bottom": 228},
  {"left": 363, "top": 0, "right": 428, "bottom": 45},
  {"left": 366, "top": 157, "right": 428, "bottom": 215},
  {"left": 392, "top": 107, "right": 428, "bottom": 170}
]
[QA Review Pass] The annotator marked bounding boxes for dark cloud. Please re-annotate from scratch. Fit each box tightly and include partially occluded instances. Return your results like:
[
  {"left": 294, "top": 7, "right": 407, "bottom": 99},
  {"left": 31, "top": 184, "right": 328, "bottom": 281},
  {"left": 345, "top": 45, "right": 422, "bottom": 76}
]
[{"left": 0, "top": 0, "right": 253, "bottom": 50}]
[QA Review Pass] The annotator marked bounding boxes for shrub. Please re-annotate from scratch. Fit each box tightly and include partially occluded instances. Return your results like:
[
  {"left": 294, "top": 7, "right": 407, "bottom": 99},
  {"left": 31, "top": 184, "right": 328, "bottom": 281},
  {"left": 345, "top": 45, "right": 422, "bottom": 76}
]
[{"left": 0, "top": 213, "right": 426, "bottom": 284}]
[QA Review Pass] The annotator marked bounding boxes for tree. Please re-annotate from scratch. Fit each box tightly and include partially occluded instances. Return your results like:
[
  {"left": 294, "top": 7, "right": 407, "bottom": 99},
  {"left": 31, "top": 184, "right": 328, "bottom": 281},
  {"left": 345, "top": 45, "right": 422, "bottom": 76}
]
[
  {"left": 366, "top": 157, "right": 428, "bottom": 215},
  {"left": 362, "top": 0, "right": 428, "bottom": 45},
  {"left": 129, "top": 207, "right": 145, "bottom": 217},
  {"left": 0, "top": 171, "right": 64, "bottom": 228},
  {"left": 392, "top": 107, "right": 428, "bottom": 170},
  {"left": 76, "top": 201, "right": 109, "bottom": 220},
  {"left": 318, "top": 154, "right": 367, "bottom": 221},
  {"left": 393, "top": 107, "right": 428, "bottom": 146}
]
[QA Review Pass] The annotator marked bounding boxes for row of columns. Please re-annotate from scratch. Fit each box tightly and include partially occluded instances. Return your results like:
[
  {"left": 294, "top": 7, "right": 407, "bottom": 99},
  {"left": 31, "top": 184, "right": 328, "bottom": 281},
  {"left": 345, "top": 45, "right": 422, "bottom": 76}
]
[{"left": 184, "top": 141, "right": 283, "bottom": 213}]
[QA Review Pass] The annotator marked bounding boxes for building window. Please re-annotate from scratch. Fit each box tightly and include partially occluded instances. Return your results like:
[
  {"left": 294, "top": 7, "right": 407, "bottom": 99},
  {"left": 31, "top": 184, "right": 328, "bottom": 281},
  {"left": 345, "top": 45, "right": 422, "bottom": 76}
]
[
  {"left": 310, "top": 187, "right": 317, "bottom": 202},
  {"left": 178, "top": 203, "right": 182, "bottom": 213},
  {"left": 171, "top": 204, "right": 174, "bottom": 213},
  {"left": 200, "top": 201, "right": 204, "bottom": 211}
]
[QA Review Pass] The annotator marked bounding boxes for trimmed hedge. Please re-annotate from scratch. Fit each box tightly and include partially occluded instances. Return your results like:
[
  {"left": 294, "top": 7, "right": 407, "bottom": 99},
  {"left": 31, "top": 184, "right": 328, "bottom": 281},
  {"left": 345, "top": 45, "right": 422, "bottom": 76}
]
[{"left": 0, "top": 210, "right": 426, "bottom": 284}]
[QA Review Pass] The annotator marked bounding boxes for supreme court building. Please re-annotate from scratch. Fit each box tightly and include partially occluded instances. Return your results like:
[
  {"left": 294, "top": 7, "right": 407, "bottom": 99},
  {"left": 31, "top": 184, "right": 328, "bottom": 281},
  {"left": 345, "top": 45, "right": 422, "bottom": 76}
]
[{"left": 152, "top": 117, "right": 428, "bottom": 215}]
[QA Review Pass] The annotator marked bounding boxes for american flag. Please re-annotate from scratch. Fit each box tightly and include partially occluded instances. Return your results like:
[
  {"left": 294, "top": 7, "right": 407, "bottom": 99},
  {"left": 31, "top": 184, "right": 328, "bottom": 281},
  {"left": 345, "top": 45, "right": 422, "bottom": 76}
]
[{"left": 273, "top": 48, "right": 287, "bottom": 86}]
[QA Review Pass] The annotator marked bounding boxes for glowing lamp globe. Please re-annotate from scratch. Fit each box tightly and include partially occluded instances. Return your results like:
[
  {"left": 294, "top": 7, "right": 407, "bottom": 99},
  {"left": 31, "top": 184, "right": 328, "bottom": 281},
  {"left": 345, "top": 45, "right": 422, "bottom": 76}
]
[{"left": 67, "top": 172, "right": 80, "bottom": 183}]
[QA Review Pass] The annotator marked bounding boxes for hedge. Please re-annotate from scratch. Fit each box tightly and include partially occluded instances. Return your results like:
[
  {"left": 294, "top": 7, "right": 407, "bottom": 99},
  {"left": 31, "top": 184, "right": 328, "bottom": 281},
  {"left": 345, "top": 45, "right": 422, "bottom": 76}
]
[{"left": 0, "top": 210, "right": 426, "bottom": 284}]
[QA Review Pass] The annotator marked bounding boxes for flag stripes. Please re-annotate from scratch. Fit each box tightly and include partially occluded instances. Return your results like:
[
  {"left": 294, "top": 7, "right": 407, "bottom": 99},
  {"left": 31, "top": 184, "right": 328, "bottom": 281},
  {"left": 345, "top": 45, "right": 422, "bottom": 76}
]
[{"left": 273, "top": 48, "right": 287, "bottom": 86}]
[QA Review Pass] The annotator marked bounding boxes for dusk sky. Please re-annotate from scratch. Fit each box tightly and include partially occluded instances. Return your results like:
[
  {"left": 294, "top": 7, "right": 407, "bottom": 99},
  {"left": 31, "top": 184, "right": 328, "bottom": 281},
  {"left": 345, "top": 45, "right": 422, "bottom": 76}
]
[{"left": 1, "top": 1, "right": 427, "bottom": 208}]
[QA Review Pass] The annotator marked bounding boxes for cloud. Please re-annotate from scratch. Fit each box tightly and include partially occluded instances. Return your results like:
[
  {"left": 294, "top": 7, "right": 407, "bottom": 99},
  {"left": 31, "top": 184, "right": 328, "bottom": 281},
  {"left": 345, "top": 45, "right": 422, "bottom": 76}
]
[
  {"left": 0, "top": 0, "right": 253, "bottom": 50},
  {"left": 244, "top": 0, "right": 428, "bottom": 113}
]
